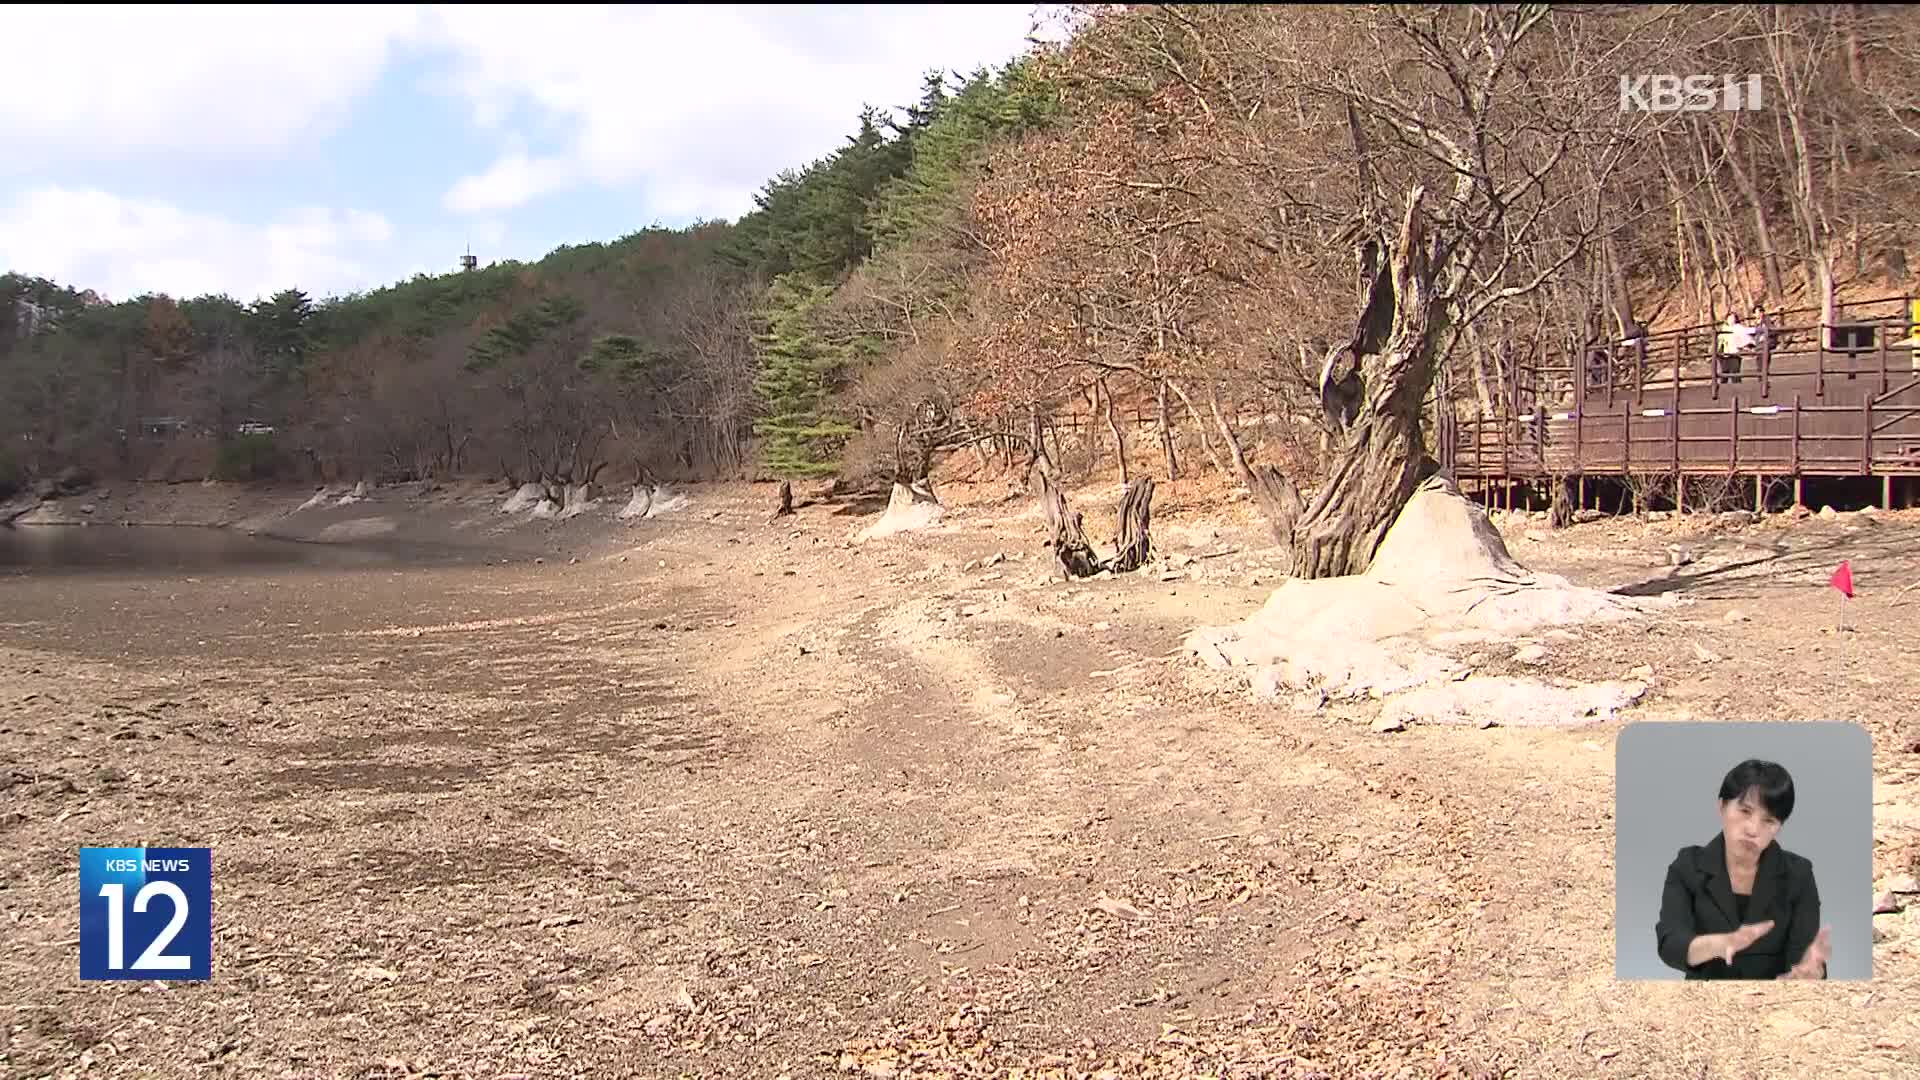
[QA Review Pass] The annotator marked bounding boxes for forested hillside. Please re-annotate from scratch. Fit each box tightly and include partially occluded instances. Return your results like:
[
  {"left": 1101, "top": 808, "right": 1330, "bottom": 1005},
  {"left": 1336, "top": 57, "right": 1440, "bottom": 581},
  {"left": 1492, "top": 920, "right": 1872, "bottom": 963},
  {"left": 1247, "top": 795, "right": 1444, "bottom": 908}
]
[
  {"left": 0, "top": 55, "right": 1052, "bottom": 499},
  {"left": 8, "top": 4, "right": 1920, "bottom": 535},
  {"left": 1, "top": 223, "right": 753, "bottom": 495}
]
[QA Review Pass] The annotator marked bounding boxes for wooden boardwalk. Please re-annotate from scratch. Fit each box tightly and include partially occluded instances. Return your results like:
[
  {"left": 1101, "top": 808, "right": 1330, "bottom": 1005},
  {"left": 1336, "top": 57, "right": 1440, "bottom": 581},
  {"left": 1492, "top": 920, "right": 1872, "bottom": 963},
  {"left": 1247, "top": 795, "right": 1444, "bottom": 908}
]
[{"left": 1438, "top": 295, "right": 1920, "bottom": 503}]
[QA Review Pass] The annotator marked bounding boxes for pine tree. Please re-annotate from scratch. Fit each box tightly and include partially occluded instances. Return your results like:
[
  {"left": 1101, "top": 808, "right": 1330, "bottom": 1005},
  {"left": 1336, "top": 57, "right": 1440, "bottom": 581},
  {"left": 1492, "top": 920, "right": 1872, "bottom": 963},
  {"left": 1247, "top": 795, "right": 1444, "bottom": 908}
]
[
  {"left": 867, "top": 59, "right": 1060, "bottom": 252},
  {"left": 751, "top": 275, "right": 857, "bottom": 477},
  {"left": 723, "top": 62, "right": 1064, "bottom": 479},
  {"left": 251, "top": 288, "right": 314, "bottom": 374}
]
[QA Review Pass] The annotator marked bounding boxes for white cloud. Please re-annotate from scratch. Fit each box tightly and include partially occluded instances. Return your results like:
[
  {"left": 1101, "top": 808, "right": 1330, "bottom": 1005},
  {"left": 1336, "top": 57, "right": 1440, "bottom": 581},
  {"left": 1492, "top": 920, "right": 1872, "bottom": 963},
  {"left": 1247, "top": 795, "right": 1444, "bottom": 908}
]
[
  {"left": 0, "top": 5, "right": 1076, "bottom": 300},
  {"left": 0, "top": 5, "right": 426, "bottom": 170},
  {"left": 444, "top": 152, "right": 573, "bottom": 215},
  {"left": 423, "top": 4, "right": 1052, "bottom": 219},
  {"left": 0, "top": 188, "right": 401, "bottom": 303}
]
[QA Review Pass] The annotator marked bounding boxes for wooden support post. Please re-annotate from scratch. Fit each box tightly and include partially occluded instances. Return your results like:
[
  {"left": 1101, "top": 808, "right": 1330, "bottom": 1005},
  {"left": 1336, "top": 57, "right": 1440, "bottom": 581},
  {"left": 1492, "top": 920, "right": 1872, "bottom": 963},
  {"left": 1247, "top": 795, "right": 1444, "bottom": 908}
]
[
  {"left": 1863, "top": 396, "right": 1874, "bottom": 475},
  {"left": 1623, "top": 401, "right": 1632, "bottom": 476},
  {"left": 1759, "top": 329, "right": 1771, "bottom": 399},
  {"left": 1754, "top": 473, "right": 1764, "bottom": 513},
  {"left": 1880, "top": 322, "right": 1891, "bottom": 396},
  {"left": 1729, "top": 395, "right": 1739, "bottom": 475},
  {"left": 1794, "top": 476, "right": 1804, "bottom": 508},
  {"left": 1790, "top": 393, "right": 1801, "bottom": 476},
  {"left": 1885, "top": 475, "right": 1894, "bottom": 511},
  {"left": 1670, "top": 406, "right": 1680, "bottom": 477},
  {"left": 1504, "top": 360, "right": 1516, "bottom": 481},
  {"left": 1574, "top": 392, "right": 1584, "bottom": 471},
  {"left": 1578, "top": 475, "right": 1586, "bottom": 510},
  {"left": 1678, "top": 473, "right": 1688, "bottom": 514}
]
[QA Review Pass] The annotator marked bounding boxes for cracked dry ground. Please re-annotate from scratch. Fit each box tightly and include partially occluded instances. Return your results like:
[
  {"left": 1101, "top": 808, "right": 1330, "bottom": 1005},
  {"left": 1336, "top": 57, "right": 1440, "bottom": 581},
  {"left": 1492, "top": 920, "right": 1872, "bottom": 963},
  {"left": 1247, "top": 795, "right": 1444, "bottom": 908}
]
[{"left": 4, "top": 494, "right": 1920, "bottom": 1079}]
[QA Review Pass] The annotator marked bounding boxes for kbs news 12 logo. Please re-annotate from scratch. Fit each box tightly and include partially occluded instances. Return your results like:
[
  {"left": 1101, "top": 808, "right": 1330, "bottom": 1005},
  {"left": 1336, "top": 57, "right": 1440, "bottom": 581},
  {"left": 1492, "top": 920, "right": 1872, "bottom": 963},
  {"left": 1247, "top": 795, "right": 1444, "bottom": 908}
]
[
  {"left": 1619, "top": 74, "right": 1765, "bottom": 113},
  {"left": 79, "top": 847, "right": 212, "bottom": 981}
]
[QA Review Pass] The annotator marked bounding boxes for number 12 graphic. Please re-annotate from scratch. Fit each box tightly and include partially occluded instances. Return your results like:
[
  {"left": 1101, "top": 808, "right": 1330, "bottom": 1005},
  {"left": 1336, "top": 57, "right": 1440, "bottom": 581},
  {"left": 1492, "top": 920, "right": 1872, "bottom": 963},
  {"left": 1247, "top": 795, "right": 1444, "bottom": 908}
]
[{"left": 80, "top": 847, "right": 212, "bottom": 981}]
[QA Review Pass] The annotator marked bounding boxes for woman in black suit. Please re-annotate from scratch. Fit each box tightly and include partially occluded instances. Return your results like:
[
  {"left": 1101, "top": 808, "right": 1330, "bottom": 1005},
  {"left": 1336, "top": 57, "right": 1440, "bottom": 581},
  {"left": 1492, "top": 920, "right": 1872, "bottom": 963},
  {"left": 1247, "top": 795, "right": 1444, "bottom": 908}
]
[{"left": 1655, "top": 759, "right": 1833, "bottom": 979}]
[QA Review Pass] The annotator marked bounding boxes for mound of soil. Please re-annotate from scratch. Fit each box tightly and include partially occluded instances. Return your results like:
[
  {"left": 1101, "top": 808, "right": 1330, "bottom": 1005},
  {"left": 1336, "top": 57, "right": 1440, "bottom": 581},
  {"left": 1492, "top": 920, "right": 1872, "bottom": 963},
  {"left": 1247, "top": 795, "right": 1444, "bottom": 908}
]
[{"left": 1188, "top": 475, "right": 1655, "bottom": 725}]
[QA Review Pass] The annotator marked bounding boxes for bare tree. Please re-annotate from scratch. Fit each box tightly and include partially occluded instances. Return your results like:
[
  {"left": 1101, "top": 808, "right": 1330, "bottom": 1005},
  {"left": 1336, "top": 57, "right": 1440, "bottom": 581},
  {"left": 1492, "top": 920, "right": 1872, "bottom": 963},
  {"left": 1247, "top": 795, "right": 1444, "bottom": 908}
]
[
  {"left": 471, "top": 297, "right": 611, "bottom": 496},
  {"left": 1061, "top": 4, "right": 1658, "bottom": 577},
  {"left": 841, "top": 315, "right": 994, "bottom": 491},
  {"left": 0, "top": 336, "right": 111, "bottom": 476},
  {"left": 358, "top": 338, "right": 476, "bottom": 481},
  {"left": 180, "top": 339, "right": 267, "bottom": 442},
  {"left": 662, "top": 265, "right": 759, "bottom": 478}
]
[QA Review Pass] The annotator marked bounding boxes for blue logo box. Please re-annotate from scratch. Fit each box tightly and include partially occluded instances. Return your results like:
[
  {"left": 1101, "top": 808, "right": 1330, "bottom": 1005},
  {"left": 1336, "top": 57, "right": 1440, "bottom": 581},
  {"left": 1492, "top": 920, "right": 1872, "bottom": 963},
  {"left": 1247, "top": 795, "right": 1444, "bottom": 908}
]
[{"left": 79, "top": 847, "right": 211, "bottom": 981}]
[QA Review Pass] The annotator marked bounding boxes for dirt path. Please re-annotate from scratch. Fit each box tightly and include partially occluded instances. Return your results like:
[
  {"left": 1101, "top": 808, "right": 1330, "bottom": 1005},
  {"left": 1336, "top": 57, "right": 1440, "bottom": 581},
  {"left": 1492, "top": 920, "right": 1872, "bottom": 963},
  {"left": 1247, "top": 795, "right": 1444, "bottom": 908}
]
[{"left": 3, "top": 485, "right": 1918, "bottom": 1078}]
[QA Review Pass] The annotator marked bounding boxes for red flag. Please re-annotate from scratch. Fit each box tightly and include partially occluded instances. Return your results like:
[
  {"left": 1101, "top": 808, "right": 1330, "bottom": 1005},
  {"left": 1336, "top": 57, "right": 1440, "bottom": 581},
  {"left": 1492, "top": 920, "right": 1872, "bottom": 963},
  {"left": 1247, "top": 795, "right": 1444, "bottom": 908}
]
[{"left": 1830, "top": 560, "right": 1854, "bottom": 598}]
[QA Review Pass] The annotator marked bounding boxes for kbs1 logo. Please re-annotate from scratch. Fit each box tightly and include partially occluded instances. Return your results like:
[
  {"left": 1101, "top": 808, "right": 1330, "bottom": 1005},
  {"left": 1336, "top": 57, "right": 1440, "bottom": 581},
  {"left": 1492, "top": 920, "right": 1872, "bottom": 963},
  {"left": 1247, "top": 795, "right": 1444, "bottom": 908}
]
[
  {"left": 1620, "top": 74, "right": 1765, "bottom": 113},
  {"left": 79, "top": 847, "right": 212, "bottom": 981}
]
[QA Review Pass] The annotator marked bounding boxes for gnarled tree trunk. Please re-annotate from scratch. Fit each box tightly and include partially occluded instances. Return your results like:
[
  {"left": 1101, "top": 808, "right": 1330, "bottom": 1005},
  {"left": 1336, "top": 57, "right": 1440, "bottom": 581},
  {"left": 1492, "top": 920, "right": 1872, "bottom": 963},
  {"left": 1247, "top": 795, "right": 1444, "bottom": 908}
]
[
  {"left": 1252, "top": 465, "right": 1306, "bottom": 549},
  {"left": 1203, "top": 378, "right": 1306, "bottom": 553},
  {"left": 1550, "top": 475, "right": 1576, "bottom": 529},
  {"left": 1111, "top": 477, "right": 1155, "bottom": 572},
  {"left": 1040, "top": 473, "right": 1101, "bottom": 579},
  {"left": 1022, "top": 406, "right": 1057, "bottom": 493},
  {"left": 1039, "top": 473, "right": 1157, "bottom": 579},
  {"left": 1283, "top": 187, "right": 1449, "bottom": 580}
]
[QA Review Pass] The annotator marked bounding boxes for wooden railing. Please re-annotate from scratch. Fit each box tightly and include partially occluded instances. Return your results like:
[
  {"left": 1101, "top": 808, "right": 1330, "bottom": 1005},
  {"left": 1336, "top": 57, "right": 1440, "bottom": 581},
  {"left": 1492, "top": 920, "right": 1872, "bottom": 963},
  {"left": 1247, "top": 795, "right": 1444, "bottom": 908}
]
[
  {"left": 1443, "top": 294, "right": 1920, "bottom": 479},
  {"left": 1449, "top": 398, "right": 1920, "bottom": 477}
]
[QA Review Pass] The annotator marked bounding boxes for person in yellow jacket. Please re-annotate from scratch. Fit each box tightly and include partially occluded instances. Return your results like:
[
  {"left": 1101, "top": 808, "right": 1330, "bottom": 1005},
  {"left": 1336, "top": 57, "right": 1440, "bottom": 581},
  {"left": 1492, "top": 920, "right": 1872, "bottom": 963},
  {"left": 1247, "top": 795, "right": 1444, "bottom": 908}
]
[{"left": 1902, "top": 297, "right": 1920, "bottom": 371}]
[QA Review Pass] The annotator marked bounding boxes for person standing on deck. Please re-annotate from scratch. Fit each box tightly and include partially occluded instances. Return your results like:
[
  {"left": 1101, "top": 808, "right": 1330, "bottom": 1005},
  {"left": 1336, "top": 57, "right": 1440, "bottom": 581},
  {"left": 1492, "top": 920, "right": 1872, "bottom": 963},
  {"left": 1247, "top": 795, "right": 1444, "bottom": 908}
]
[
  {"left": 1752, "top": 308, "right": 1775, "bottom": 379},
  {"left": 1717, "top": 311, "right": 1756, "bottom": 385}
]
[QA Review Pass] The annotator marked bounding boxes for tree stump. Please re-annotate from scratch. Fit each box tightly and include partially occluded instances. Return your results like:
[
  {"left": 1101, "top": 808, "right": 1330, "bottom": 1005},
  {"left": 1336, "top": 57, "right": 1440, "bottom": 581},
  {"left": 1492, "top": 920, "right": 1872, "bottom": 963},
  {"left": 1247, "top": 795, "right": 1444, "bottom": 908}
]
[
  {"left": 1110, "top": 477, "right": 1155, "bottom": 573},
  {"left": 1549, "top": 475, "right": 1575, "bottom": 529},
  {"left": 771, "top": 479, "right": 794, "bottom": 520},
  {"left": 1250, "top": 464, "right": 1305, "bottom": 551},
  {"left": 1040, "top": 474, "right": 1102, "bottom": 579}
]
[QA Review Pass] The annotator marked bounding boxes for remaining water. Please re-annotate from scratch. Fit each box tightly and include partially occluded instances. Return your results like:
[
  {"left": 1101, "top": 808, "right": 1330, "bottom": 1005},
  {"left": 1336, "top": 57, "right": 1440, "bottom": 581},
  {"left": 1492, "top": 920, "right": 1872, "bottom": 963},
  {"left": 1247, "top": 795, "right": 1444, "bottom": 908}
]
[{"left": 0, "top": 525, "right": 467, "bottom": 575}]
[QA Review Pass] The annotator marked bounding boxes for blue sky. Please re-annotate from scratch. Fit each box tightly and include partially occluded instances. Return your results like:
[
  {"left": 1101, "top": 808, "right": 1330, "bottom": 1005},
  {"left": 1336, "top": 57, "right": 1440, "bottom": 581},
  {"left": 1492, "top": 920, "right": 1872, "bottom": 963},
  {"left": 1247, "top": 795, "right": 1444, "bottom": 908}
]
[{"left": 0, "top": 4, "right": 1059, "bottom": 305}]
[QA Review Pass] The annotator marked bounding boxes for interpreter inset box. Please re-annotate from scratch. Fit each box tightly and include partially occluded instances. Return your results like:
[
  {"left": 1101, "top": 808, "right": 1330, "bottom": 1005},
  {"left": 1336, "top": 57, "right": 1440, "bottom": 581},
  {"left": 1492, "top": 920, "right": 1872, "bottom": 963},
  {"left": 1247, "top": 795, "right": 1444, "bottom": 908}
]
[{"left": 1614, "top": 722, "right": 1872, "bottom": 981}]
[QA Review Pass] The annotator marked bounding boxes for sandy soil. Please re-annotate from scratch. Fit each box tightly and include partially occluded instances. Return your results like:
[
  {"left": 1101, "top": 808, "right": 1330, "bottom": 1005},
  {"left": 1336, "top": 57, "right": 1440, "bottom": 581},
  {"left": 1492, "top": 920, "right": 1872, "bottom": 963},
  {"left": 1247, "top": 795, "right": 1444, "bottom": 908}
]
[{"left": 3, "top": 476, "right": 1919, "bottom": 1079}]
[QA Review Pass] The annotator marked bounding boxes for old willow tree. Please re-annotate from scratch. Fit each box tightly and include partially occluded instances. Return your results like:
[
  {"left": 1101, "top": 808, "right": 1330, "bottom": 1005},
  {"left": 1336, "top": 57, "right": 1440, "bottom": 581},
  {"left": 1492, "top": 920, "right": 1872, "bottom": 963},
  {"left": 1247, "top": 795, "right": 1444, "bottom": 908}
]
[{"left": 1061, "top": 3, "right": 1671, "bottom": 578}]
